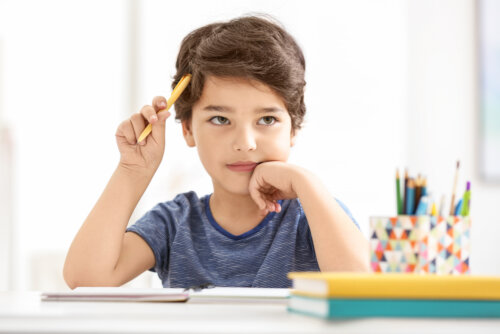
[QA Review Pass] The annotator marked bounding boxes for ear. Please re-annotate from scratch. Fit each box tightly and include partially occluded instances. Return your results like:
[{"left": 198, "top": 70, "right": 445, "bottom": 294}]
[{"left": 182, "top": 119, "right": 196, "bottom": 147}]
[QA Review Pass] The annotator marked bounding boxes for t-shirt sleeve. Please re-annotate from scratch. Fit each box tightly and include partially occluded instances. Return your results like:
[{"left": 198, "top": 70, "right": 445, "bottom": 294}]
[
  {"left": 334, "top": 198, "right": 361, "bottom": 230},
  {"left": 125, "top": 193, "right": 191, "bottom": 274}
]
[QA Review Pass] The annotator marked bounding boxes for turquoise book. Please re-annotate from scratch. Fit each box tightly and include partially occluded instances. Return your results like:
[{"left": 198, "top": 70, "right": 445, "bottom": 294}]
[{"left": 288, "top": 295, "right": 500, "bottom": 318}]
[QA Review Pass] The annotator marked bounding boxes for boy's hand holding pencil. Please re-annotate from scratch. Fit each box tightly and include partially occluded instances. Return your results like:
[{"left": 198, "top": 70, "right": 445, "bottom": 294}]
[
  {"left": 115, "top": 96, "right": 171, "bottom": 174},
  {"left": 115, "top": 74, "right": 191, "bottom": 175}
]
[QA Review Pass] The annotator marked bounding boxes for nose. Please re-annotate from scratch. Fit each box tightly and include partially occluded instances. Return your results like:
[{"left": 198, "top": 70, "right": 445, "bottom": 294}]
[{"left": 232, "top": 126, "right": 257, "bottom": 152}]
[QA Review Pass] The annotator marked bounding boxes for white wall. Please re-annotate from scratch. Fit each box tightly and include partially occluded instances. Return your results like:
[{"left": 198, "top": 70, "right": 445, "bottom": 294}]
[
  {"left": 0, "top": 0, "right": 132, "bottom": 290},
  {"left": 0, "top": 34, "right": 14, "bottom": 290},
  {"left": 0, "top": 0, "right": 497, "bottom": 291},
  {"left": 408, "top": 0, "right": 500, "bottom": 274}
]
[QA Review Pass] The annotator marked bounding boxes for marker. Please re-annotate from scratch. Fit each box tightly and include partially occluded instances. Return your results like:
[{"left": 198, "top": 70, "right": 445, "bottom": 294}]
[
  {"left": 461, "top": 181, "right": 471, "bottom": 217},
  {"left": 415, "top": 195, "right": 429, "bottom": 215}
]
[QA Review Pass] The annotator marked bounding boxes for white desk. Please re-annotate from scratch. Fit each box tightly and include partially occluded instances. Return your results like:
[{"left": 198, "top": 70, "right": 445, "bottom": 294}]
[{"left": 1, "top": 291, "right": 500, "bottom": 334}]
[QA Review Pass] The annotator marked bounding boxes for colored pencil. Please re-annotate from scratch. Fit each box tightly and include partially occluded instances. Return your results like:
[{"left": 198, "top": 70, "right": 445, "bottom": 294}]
[
  {"left": 403, "top": 169, "right": 409, "bottom": 214},
  {"left": 396, "top": 169, "right": 403, "bottom": 215},
  {"left": 406, "top": 178, "right": 415, "bottom": 215}
]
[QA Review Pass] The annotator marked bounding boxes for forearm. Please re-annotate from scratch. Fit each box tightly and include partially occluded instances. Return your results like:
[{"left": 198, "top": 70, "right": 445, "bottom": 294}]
[
  {"left": 294, "top": 168, "right": 370, "bottom": 272},
  {"left": 64, "top": 165, "right": 153, "bottom": 286}
]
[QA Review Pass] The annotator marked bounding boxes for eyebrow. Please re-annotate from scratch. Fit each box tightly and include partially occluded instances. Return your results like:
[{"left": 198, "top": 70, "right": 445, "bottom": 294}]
[{"left": 202, "top": 105, "right": 286, "bottom": 113}]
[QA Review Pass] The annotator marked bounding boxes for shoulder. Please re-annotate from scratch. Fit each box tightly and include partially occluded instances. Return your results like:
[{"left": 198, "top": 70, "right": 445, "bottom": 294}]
[
  {"left": 155, "top": 190, "right": 202, "bottom": 210},
  {"left": 143, "top": 191, "right": 205, "bottom": 223}
]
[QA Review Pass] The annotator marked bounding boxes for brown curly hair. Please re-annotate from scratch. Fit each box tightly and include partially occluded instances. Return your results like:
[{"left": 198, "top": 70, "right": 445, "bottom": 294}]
[{"left": 172, "top": 14, "right": 306, "bottom": 131}]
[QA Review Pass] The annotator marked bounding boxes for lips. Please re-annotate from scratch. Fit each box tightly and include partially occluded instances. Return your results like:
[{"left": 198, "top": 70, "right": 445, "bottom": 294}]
[{"left": 226, "top": 161, "right": 258, "bottom": 172}]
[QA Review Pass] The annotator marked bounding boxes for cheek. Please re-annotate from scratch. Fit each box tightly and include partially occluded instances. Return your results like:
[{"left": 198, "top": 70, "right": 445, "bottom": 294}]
[
  {"left": 260, "top": 132, "right": 292, "bottom": 161},
  {"left": 194, "top": 129, "right": 226, "bottom": 170}
]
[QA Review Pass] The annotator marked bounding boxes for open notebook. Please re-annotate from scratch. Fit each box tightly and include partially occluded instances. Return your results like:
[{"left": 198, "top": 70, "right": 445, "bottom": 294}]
[{"left": 41, "top": 287, "right": 290, "bottom": 303}]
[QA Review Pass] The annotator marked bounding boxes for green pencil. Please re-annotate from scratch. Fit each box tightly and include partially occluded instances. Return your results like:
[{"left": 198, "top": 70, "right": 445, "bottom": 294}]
[
  {"left": 461, "top": 181, "right": 471, "bottom": 217},
  {"left": 396, "top": 169, "right": 403, "bottom": 215}
]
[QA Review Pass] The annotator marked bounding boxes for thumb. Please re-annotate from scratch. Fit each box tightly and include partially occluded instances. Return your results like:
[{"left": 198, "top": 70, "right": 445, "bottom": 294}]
[{"left": 151, "top": 109, "right": 170, "bottom": 143}]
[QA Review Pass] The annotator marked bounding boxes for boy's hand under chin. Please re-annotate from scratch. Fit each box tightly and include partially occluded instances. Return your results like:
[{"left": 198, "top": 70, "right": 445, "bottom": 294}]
[{"left": 248, "top": 161, "right": 306, "bottom": 215}]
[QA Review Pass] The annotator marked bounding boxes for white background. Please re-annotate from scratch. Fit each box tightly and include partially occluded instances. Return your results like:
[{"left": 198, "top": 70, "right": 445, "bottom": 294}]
[{"left": 0, "top": 0, "right": 498, "bottom": 291}]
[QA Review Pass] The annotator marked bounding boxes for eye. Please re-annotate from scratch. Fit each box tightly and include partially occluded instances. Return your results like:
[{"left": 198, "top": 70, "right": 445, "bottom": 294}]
[
  {"left": 258, "top": 116, "right": 276, "bottom": 126},
  {"left": 210, "top": 116, "right": 230, "bottom": 125}
]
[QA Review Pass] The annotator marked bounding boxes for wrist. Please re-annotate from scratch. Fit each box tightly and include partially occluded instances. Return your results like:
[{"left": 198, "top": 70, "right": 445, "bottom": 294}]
[
  {"left": 290, "top": 165, "right": 315, "bottom": 197},
  {"left": 116, "top": 162, "right": 156, "bottom": 183}
]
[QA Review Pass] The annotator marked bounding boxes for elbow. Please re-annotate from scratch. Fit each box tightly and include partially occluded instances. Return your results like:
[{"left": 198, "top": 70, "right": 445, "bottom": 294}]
[
  {"left": 63, "top": 265, "right": 78, "bottom": 290},
  {"left": 63, "top": 262, "right": 119, "bottom": 289},
  {"left": 62, "top": 259, "right": 98, "bottom": 290}
]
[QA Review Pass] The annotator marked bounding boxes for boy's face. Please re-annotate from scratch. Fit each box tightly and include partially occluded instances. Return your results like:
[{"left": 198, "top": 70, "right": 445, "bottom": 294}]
[{"left": 182, "top": 76, "right": 296, "bottom": 195}]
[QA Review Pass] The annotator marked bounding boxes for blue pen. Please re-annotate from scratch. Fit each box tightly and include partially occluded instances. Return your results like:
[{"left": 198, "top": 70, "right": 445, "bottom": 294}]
[
  {"left": 406, "top": 178, "right": 415, "bottom": 215},
  {"left": 415, "top": 196, "right": 429, "bottom": 215},
  {"left": 454, "top": 198, "right": 463, "bottom": 216}
]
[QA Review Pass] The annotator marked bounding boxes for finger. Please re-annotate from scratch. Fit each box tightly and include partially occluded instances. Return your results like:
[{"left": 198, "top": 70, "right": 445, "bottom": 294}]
[
  {"left": 140, "top": 105, "right": 158, "bottom": 124},
  {"left": 130, "top": 113, "right": 147, "bottom": 145},
  {"left": 152, "top": 96, "right": 168, "bottom": 113},
  {"left": 150, "top": 109, "right": 170, "bottom": 144},
  {"left": 275, "top": 202, "right": 281, "bottom": 213},
  {"left": 116, "top": 120, "right": 137, "bottom": 145},
  {"left": 248, "top": 180, "right": 267, "bottom": 210}
]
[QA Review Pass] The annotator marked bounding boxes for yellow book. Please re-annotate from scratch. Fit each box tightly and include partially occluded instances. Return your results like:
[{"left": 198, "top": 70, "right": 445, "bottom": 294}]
[{"left": 288, "top": 272, "right": 500, "bottom": 300}]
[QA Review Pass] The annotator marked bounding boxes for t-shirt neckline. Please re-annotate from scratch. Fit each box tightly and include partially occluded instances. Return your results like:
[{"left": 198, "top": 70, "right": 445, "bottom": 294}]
[{"left": 204, "top": 194, "right": 283, "bottom": 240}]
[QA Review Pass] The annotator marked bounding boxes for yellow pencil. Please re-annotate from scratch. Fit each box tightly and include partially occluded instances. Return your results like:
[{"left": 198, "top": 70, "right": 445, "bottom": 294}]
[{"left": 137, "top": 74, "right": 192, "bottom": 143}]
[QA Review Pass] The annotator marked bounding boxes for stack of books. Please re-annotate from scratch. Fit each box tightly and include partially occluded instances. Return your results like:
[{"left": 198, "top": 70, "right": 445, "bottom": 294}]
[{"left": 287, "top": 272, "right": 500, "bottom": 318}]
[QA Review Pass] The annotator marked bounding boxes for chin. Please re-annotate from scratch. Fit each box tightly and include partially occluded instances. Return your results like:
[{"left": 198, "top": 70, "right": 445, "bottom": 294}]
[
  {"left": 224, "top": 183, "right": 251, "bottom": 195},
  {"left": 218, "top": 176, "right": 252, "bottom": 195}
]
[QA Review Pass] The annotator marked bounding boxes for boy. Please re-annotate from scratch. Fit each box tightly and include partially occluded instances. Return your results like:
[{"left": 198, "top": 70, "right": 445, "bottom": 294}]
[{"left": 63, "top": 15, "right": 369, "bottom": 289}]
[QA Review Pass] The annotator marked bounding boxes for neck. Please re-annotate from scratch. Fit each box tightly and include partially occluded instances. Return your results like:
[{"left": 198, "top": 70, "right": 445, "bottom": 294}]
[{"left": 209, "top": 182, "right": 268, "bottom": 233}]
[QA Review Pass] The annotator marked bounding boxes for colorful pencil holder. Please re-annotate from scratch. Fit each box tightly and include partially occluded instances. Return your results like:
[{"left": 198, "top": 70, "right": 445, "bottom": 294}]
[{"left": 369, "top": 215, "right": 471, "bottom": 274}]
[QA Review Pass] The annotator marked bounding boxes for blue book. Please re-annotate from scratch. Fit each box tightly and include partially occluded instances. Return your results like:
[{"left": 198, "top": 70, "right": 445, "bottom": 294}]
[{"left": 288, "top": 295, "right": 500, "bottom": 318}]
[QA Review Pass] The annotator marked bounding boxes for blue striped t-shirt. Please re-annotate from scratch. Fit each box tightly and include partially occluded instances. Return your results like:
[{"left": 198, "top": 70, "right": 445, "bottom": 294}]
[{"left": 126, "top": 191, "right": 359, "bottom": 288}]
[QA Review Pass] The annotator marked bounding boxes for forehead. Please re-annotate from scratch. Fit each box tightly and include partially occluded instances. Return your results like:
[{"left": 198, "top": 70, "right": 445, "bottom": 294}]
[{"left": 194, "top": 76, "right": 286, "bottom": 109}]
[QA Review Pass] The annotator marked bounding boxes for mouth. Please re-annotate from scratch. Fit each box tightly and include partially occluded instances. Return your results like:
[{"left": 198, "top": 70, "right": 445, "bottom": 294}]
[{"left": 226, "top": 161, "right": 259, "bottom": 172}]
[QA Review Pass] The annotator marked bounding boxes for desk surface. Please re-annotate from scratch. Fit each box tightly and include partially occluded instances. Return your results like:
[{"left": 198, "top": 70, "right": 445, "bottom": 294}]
[{"left": 1, "top": 291, "right": 500, "bottom": 334}]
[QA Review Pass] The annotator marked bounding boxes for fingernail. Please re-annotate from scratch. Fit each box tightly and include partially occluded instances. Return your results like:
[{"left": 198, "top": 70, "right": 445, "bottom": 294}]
[
  {"left": 159, "top": 101, "right": 166, "bottom": 108},
  {"left": 150, "top": 115, "right": 158, "bottom": 123}
]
